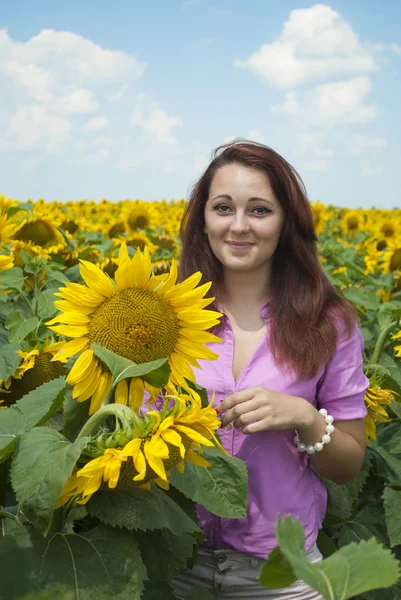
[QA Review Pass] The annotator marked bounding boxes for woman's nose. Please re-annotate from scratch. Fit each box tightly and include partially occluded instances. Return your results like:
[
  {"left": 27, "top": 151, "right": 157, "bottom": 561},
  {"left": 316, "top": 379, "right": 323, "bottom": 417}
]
[{"left": 230, "top": 213, "right": 250, "bottom": 233}]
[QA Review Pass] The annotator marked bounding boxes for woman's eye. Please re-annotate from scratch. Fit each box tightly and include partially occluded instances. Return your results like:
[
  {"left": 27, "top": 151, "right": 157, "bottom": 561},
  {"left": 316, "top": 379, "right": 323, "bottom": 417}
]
[
  {"left": 214, "top": 204, "right": 231, "bottom": 213},
  {"left": 252, "top": 207, "right": 271, "bottom": 215}
]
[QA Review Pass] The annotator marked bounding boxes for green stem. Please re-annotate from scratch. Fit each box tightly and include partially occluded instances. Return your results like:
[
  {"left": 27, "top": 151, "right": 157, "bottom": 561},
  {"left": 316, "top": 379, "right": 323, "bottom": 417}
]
[
  {"left": 0, "top": 460, "right": 9, "bottom": 510},
  {"left": 76, "top": 404, "right": 135, "bottom": 440},
  {"left": 47, "top": 507, "right": 66, "bottom": 534},
  {"left": 371, "top": 320, "right": 398, "bottom": 365}
]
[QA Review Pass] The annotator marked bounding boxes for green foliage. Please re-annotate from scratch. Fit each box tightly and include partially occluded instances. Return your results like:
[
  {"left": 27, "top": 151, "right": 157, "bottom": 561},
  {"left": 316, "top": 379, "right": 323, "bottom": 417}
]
[
  {"left": 0, "top": 376, "right": 66, "bottom": 463},
  {"left": 91, "top": 342, "right": 170, "bottom": 387},
  {"left": 86, "top": 485, "right": 200, "bottom": 535},
  {"left": 135, "top": 528, "right": 196, "bottom": 582},
  {"left": 170, "top": 445, "right": 248, "bottom": 518},
  {"left": 0, "top": 342, "right": 20, "bottom": 380},
  {"left": 10, "top": 428, "right": 89, "bottom": 533},
  {"left": 0, "top": 522, "right": 147, "bottom": 600},
  {"left": 0, "top": 267, "right": 25, "bottom": 291},
  {"left": 260, "top": 516, "right": 400, "bottom": 599},
  {"left": 5, "top": 313, "right": 39, "bottom": 343}
]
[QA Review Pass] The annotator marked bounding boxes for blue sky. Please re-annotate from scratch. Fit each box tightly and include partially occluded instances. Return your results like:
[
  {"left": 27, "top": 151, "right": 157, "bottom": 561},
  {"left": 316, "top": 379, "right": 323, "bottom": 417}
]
[{"left": 1, "top": 0, "right": 400, "bottom": 208}]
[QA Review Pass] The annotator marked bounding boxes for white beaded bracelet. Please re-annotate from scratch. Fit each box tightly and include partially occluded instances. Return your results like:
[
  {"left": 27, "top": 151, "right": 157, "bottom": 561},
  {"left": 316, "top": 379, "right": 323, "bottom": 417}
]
[{"left": 294, "top": 408, "right": 335, "bottom": 455}]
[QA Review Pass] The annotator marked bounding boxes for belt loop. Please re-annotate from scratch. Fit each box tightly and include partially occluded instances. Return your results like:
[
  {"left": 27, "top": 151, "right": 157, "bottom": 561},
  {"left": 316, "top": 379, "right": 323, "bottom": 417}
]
[{"left": 250, "top": 556, "right": 259, "bottom": 568}]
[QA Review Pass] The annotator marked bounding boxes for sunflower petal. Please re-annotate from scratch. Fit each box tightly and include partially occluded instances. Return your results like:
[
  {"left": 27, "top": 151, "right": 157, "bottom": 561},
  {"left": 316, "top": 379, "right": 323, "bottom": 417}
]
[
  {"left": 67, "top": 349, "right": 95, "bottom": 385},
  {"left": 79, "top": 260, "right": 116, "bottom": 298}
]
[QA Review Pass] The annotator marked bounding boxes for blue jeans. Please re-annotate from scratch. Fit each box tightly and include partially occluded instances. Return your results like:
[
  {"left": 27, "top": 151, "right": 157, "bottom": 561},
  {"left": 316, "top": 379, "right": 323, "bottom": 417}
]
[{"left": 172, "top": 543, "right": 324, "bottom": 599}]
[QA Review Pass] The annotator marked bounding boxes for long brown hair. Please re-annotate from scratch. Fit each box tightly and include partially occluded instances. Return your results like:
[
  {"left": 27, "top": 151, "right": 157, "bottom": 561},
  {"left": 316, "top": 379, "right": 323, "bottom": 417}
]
[{"left": 179, "top": 140, "right": 359, "bottom": 380}]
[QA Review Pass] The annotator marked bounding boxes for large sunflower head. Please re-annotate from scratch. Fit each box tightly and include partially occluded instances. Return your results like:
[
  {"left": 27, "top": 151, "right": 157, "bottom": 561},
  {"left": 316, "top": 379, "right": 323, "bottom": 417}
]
[
  {"left": 56, "top": 386, "right": 222, "bottom": 506},
  {"left": 46, "top": 243, "right": 222, "bottom": 415},
  {"left": 0, "top": 345, "right": 66, "bottom": 407}
]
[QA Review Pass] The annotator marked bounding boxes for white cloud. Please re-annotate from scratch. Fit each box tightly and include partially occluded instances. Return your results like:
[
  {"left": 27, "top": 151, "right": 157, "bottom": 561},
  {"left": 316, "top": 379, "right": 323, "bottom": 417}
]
[
  {"left": 108, "top": 84, "right": 129, "bottom": 103},
  {"left": 234, "top": 4, "right": 378, "bottom": 89},
  {"left": 360, "top": 164, "right": 381, "bottom": 176},
  {"left": 0, "top": 28, "right": 146, "bottom": 154},
  {"left": 3, "top": 61, "right": 53, "bottom": 103},
  {"left": 55, "top": 89, "right": 99, "bottom": 113},
  {"left": 91, "top": 134, "right": 114, "bottom": 148},
  {"left": 303, "top": 159, "right": 328, "bottom": 172},
  {"left": 391, "top": 43, "right": 401, "bottom": 57},
  {"left": 130, "top": 95, "right": 182, "bottom": 146},
  {"left": 349, "top": 134, "right": 387, "bottom": 155},
  {"left": 272, "top": 76, "right": 378, "bottom": 125},
  {"left": 3, "top": 104, "right": 71, "bottom": 153},
  {"left": 81, "top": 116, "right": 109, "bottom": 134}
]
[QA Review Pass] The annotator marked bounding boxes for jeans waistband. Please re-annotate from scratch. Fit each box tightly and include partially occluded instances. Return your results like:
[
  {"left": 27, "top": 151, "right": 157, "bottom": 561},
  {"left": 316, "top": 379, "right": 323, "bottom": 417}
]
[{"left": 198, "top": 542, "right": 321, "bottom": 571}]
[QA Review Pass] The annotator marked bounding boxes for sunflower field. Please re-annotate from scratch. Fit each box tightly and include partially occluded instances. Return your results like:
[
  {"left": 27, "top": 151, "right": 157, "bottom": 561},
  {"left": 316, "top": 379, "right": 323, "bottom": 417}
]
[{"left": 0, "top": 193, "right": 401, "bottom": 599}]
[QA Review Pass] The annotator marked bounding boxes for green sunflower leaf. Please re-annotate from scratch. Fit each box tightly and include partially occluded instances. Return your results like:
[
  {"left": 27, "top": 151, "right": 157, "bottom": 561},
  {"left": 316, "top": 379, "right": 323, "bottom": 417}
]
[
  {"left": 0, "top": 522, "right": 147, "bottom": 600},
  {"left": 91, "top": 342, "right": 170, "bottom": 387},
  {"left": 0, "top": 267, "right": 25, "bottom": 291},
  {"left": 343, "top": 287, "right": 381, "bottom": 311},
  {"left": 5, "top": 315, "right": 39, "bottom": 344},
  {"left": 170, "top": 446, "right": 248, "bottom": 518},
  {"left": 135, "top": 528, "right": 196, "bottom": 582},
  {"left": 86, "top": 485, "right": 200, "bottom": 535},
  {"left": 383, "top": 486, "right": 401, "bottom": 548},
  {"left": 10, "top": 427, "right": 89, "bottom": 534},
  {"left": 259, "top": 515, "right": 400, "bottom": 598},
  {"left": 0, "top": 342, "right": 20, "bottom": 380},
  {"left": 0, "top": 376, "right": 66, "bottom": 463}
]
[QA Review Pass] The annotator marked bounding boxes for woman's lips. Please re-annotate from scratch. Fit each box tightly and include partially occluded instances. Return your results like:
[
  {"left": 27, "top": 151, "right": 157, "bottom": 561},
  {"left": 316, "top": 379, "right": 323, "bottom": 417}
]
[{"left": 226, "top": 241, "right": 254, "bottom": 250}]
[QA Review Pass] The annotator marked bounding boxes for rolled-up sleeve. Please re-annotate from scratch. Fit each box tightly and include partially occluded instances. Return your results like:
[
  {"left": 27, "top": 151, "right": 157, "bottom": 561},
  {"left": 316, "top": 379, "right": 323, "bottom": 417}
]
[{"left": 316, "top": 324, "right": 369, "bottom": 420}]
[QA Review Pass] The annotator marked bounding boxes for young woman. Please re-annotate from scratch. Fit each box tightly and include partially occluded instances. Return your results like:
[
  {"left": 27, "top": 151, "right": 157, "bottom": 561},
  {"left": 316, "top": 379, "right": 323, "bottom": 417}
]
[{"left": 172, "top": 140, "right": 370, "bottom": 599}]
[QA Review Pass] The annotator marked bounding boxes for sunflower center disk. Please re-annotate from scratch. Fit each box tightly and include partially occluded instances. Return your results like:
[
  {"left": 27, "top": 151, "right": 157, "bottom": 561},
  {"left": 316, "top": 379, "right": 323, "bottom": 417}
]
[
  {"left": 390, "top": 249, "right": 401, "bottom": 272},
  {"left": 14, "top": 219, "right": 56, "bottom": 246},
  {"left": 88, "top": 288, "right": 180, "bottom": 363}
]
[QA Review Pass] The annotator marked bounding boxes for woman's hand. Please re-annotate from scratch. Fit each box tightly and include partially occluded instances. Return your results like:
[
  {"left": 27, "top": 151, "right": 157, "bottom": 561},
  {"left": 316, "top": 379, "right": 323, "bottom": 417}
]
[{"left": 218, "top": 386, "right": 315, "bottom": 434}]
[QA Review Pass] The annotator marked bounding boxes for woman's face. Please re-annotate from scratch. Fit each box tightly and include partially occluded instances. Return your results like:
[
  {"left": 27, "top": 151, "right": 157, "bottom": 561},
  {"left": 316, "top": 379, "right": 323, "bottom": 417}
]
[{"left": 204, "top": 162, "right": 285, "bottom": 274}]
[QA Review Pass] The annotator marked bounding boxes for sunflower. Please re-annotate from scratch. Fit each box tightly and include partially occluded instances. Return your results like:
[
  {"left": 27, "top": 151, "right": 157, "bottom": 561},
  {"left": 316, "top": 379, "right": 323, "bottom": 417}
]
[
  {"left": 150, "top": 232, "right": 180, "bottom": 258},
  {"left": 106, "top": 219, "right": 126, "bottom": 239},
  {"left": 0, "top": 255, "right": 14, "bottom": 272},
  {"left": 123, "top": 200, "right": 160, "bottom": 233},
  {"left": 392, "top": 329, "right": 401, "bottom": 359},
  {"left": 13, "top": 216, "right": 64, "bottom": 249},
  {"left": 46, "top": 243, "right": 222, "bottom": 415},
  {"left": 57, "top": 386, "right": 222, "bottom": 506},
  {"left": 381, "top": 242, "right": 401, "bottom": 274},
  {"left": 0, "top": 346, "right": 66, "bottom": 407},
  {"left": 113, "top": 231, "right": 158, "bottom": 255},
  {"left": 364, "top": 385, "right": 396, "bottom": 443},
  {"left": 0, "top": 195, "right": 18, "bottom": 245},
  {"left": 339, "top": 210, "right": 365, "bottom": 237}
]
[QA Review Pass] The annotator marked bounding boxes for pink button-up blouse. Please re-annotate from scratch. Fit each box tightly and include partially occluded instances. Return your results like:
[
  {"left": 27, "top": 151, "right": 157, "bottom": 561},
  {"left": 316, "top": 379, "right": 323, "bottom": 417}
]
[{"left": 194, "top": 300, "right": 370, "bottom": 560}]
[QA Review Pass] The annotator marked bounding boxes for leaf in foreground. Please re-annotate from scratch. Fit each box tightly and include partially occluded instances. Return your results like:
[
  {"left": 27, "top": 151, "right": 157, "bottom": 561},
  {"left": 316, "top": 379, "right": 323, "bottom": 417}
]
[
  {"left": 10, "top": 427, "right": 89, "bottom": 533},
  {"left": 169, "top": 446, "right": 248, "bottom": 518},
  {"left": 260, "top": 516, "right": 400, "bottom": 599},
  {"left": 0, "top": 523, "right": 147, "bottom": 600},
  {"left": 87, "top": 485, "right": 200, "bottom": 536},
  {"left": 0, "top": 376, "right": 66, "bottom": 463}
]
